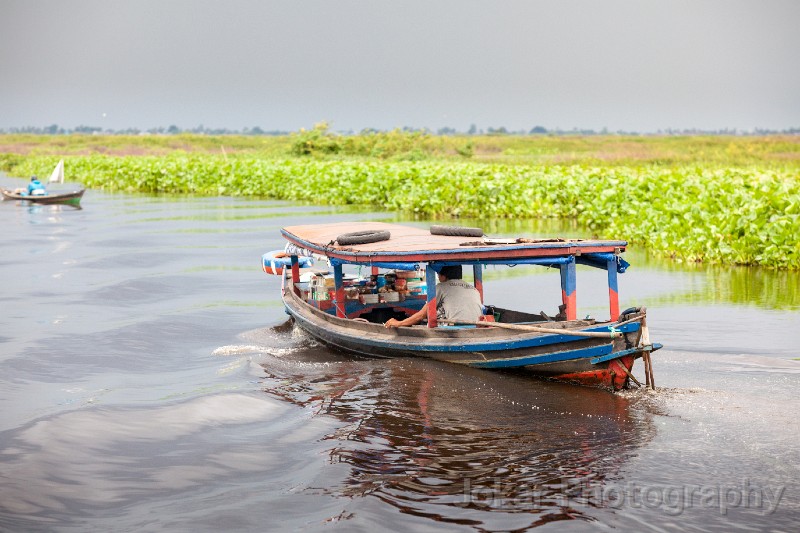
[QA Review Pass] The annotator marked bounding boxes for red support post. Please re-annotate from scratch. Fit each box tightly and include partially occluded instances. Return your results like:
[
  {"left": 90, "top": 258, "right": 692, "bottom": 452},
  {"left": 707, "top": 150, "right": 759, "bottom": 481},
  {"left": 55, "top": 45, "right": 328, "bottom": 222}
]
[{"left": 291, "top": 255, "right": 301, "bottom": 296}]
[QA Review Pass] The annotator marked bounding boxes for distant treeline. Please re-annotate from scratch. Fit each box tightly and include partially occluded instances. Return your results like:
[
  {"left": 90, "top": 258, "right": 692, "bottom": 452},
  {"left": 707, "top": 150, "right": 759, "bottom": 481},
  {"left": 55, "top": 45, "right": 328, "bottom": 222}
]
[
  {"left": 1, "top": 125, "right": 291, "bottom": 136},
  {"left": 2, "top": 123, "right": 799, "bottom": 137},
  {"left": 2, "top": 129, "right": 799, "bottom": 168}
]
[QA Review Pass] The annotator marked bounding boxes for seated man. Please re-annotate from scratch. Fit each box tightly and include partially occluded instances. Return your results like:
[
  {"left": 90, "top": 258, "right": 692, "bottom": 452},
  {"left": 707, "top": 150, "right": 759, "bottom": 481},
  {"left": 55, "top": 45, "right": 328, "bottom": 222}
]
[
  {"left": 385, "top": 265, "right": 483, "bottom": 328},
  {"left": 27, "top": 176, "right": 47, "bottom": 196}
]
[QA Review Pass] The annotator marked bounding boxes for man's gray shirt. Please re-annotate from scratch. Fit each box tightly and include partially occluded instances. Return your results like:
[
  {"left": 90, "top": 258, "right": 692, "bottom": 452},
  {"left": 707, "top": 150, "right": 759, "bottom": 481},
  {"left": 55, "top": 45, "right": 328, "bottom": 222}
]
[{"left": 435, "top": 280, "right": 483, "bottom": 322}]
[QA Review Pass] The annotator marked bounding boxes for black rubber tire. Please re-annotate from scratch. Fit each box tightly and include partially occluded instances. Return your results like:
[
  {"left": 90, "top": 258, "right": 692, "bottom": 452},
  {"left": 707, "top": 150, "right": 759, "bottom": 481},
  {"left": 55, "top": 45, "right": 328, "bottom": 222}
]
[
  {"left": 430, "top": 225, "right": 484, "bottom": 238},
  {"left": 336, "top": 230, "right": 391, "bottom": 246},
  {"left": 618, "top": 307, "right": 644, "bottom": 322}
]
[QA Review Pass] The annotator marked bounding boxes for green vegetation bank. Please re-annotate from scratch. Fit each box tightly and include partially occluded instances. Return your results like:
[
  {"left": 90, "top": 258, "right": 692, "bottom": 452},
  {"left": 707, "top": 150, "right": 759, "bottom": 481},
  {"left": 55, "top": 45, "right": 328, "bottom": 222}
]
[{"left": 1, "top": 127, "right": 798, "bottom": 269}]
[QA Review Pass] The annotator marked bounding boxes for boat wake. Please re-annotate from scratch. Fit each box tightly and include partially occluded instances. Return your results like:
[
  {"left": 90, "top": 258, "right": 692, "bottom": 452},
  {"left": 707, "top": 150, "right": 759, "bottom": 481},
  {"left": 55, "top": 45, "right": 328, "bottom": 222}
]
[
  {"left": 212, "top": 344, "right": 299, "bottom": 358},
  {"left": 211, "top": 320, "right": 355, "bottom": 371}
]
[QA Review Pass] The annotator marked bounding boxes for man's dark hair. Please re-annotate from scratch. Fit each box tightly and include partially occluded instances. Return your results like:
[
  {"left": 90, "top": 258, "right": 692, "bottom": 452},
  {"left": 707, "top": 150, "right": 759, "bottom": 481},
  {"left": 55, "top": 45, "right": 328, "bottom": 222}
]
[{"left": 439, "top": 265, "right": 462, "bottom": 280}]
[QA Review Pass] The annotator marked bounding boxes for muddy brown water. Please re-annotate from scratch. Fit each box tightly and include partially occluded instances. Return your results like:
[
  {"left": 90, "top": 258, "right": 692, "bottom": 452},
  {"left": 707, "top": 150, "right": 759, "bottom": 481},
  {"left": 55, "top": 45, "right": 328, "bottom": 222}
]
[{"left": 1, "top": 178, "right": 798, "bottom": 531}]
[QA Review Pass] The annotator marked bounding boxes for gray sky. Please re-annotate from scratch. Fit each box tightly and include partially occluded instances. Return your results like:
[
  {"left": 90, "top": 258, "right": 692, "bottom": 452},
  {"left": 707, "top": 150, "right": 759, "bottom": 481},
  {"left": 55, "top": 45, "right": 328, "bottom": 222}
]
[{"left": 1, "top": 0, "right": 798, "bottom": 132}]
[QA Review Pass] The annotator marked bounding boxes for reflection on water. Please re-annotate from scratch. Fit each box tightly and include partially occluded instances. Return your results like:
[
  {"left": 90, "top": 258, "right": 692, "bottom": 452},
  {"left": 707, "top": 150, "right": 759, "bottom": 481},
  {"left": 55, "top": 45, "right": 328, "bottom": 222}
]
[
  {"left": 640, "top": 264, "right": 799, "bottom": 310},
  {"left": 23, "top": 203, "right": 83, "bottom": 214},
  {"left": 410, "top": 215, "right": 800, "bottom": 310},
  {"left": 249, "top": 323, "right": 656, "bottom": 529}
]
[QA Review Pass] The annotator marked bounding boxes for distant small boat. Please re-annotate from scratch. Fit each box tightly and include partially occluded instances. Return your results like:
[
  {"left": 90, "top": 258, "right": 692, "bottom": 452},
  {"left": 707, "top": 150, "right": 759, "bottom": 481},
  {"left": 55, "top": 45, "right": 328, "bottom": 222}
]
[
  {"left": 2, "top": 160, "right": 85, "bottom": 206},
  {"left": 2, "top": 187, "right": 85, "bottom": 206}
]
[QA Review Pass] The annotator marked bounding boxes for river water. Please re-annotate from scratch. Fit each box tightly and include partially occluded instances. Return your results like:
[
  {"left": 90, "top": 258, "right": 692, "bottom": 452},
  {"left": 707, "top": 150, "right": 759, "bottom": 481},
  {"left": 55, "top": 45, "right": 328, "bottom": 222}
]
[{"left": 1, "top": 178, "right": 798, "bottom": 532}]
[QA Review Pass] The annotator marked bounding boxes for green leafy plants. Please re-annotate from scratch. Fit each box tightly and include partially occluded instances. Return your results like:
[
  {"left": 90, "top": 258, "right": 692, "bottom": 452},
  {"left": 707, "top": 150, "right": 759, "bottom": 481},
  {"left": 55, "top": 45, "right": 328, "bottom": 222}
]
[{"left": 2, "top": 134, "right": 798, "bottom": 269}]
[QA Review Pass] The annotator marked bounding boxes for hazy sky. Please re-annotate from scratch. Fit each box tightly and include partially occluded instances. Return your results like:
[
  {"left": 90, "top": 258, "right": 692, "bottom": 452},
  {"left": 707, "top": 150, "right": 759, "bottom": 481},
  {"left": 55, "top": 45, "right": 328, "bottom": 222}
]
[{"left": 1, "top": 0, "right": 798, "bottom": 132}]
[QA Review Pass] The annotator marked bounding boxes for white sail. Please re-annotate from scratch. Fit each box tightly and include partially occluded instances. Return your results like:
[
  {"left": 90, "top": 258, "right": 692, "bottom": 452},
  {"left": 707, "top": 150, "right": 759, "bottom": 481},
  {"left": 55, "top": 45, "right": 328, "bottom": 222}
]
[{"left": 48, "top": 159, "right": 65, "bottom": 184}]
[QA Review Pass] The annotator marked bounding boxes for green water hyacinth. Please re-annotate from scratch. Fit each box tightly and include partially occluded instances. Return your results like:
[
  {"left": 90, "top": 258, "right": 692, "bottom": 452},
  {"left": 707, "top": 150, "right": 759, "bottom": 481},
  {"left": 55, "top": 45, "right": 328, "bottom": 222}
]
[{"left": 8, "top": 155, "right": 800, "bottom": 269}]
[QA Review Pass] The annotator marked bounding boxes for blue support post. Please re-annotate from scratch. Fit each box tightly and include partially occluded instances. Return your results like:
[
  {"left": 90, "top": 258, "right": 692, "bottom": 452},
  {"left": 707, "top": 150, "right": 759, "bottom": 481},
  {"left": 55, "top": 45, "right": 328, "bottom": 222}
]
[
  {"left": 607, "top": 258, "right": 620, "bottom": 320},
  {"left": 333, "top": 263, "right": 346, "bottom": 318},
  {"left": 559, "top": 261, "right": 577, "bottom": 320},
  {"left": 426, "top": 264, "right": 437, "bottom": 328},
  {"left": 473, "top": 263, "right": 484, "bottom": 304}
]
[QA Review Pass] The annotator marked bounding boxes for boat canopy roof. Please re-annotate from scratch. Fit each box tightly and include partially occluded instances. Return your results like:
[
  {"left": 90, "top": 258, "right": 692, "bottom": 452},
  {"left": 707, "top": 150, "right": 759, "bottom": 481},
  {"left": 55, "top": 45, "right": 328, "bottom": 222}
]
[{"left": 281, "top": 222, "right": 628, "bottom": 271}]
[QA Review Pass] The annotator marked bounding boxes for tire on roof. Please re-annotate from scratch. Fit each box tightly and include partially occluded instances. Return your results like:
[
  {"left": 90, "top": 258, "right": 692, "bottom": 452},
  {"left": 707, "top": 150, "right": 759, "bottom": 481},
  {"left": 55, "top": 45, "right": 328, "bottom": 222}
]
[
  {"left": 336, "top": 230, "right": 391, "bottom": 246},
  {"left": 430, "top": 225, "right": 484, "bottom": 238}
]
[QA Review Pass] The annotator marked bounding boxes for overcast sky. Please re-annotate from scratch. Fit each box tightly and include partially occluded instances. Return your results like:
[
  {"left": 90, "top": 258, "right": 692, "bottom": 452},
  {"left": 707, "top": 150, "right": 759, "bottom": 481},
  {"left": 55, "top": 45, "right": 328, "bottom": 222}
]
[{"left": 1, "top": 0, "right": 798, "bottom": 132}]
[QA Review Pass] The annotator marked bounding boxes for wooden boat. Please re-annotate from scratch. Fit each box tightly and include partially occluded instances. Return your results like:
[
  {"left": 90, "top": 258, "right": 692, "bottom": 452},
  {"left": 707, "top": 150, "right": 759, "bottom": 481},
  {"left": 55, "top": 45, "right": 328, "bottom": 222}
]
[
  {"left": 2, "top": 160, "right": 84, "bottom": 207},
  {"left": 2, "top": 187, "right": 85, "bottom": 206},
  {"left": 266, "top": 221, "right": 662, "bottom": 391}
]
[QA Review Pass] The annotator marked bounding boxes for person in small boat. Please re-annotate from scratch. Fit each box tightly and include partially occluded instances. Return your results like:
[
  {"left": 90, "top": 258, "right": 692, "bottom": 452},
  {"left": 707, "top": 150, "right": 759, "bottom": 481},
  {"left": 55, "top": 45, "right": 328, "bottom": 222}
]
[
  {"left": 26, "top": 176, "right": 47, "bottom": 196},
  {"left": 384, "top": 265, "right": 483, "bottom": 328}
]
